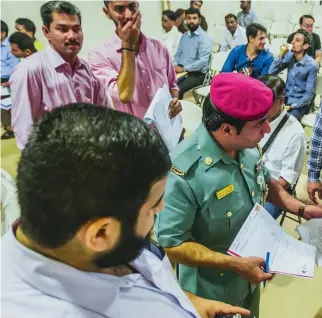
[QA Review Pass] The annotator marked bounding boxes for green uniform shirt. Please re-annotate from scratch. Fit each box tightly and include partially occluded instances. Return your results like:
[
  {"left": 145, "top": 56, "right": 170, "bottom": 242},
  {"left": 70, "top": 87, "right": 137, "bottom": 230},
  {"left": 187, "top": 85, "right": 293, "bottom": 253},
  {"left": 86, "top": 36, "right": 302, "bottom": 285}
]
[{"left": 155, "top": 124, "right": 271, "bottom": 312}]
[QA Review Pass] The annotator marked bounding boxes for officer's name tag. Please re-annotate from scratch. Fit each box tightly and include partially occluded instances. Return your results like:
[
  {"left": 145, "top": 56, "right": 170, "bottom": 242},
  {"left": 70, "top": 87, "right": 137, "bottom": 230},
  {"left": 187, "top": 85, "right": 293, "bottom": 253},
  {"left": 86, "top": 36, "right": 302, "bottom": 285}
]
[{"left": 216, "top": 184, "right": 234, "bottom": 200}]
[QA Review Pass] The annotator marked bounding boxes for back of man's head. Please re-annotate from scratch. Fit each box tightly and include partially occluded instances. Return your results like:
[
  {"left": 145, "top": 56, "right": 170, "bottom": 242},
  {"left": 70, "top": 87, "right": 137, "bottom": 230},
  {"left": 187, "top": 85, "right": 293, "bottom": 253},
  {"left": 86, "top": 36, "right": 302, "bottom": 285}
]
[
  {"left": 9, "top": 32, "right": 37, "bottom": 54},
  {"left": 18, "top": 104, "right": 171, "bottom": 249}
]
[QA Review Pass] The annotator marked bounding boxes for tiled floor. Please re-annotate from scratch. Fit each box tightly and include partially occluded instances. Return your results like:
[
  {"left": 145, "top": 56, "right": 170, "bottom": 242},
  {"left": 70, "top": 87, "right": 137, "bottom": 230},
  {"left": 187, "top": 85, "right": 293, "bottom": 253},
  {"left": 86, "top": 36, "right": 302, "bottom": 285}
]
[{"left": 1, "top": 102, "right": 321, "bottom": 317}]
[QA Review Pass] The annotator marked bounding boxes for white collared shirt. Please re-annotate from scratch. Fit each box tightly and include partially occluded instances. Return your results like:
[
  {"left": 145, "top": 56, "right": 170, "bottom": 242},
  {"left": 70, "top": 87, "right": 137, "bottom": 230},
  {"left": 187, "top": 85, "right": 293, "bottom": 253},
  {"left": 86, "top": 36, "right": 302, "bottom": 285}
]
[
  {"left": 220, "top": 25, "right": 247, "bottom": 52},
  {"left": 259, "top": 109, "right": 306, "bottom": 185},
  {"left": 162, "top": 26, "right": 182, "bottom": 60},
  {"left": 1, "top": 226, "right": 200, "bottom": 318}
]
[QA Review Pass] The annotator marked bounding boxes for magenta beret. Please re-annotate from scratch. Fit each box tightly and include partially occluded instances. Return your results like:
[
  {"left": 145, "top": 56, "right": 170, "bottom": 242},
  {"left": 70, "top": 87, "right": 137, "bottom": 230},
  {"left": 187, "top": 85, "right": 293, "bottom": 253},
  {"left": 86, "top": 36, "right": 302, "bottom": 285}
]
[{"left": 210, "top": 73, "right": 274, "bottom": 121}]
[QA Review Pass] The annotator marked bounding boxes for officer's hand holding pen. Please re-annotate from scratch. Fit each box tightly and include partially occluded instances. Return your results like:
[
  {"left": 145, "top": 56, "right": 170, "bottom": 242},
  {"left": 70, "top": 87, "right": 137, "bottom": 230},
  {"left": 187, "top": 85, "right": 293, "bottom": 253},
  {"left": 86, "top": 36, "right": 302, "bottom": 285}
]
[{"left": 233, "top": 256, "right": 273, "bottom": 285}]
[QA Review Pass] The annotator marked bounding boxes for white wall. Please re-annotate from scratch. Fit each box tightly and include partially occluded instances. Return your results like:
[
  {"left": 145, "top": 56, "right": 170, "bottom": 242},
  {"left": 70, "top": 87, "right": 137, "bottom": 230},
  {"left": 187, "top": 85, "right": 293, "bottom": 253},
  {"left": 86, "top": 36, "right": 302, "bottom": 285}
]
[{"left": 1, "top": 0, "right": 163, "bottom": 59}]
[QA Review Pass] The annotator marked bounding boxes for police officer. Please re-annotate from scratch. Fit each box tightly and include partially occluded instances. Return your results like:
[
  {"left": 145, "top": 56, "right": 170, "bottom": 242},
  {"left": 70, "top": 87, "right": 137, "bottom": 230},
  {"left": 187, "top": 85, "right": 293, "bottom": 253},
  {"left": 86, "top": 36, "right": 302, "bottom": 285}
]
[{"left": 155, "top": 73, "right": 322, "bottom": 317}]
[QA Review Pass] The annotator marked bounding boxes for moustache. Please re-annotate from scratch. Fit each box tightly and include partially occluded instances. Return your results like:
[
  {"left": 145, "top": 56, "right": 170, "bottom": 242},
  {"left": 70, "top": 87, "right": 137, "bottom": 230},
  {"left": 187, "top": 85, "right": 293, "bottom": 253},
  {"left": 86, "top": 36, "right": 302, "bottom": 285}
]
[{"left": 64, "top": 41, "right": 80, "bottom": 47}]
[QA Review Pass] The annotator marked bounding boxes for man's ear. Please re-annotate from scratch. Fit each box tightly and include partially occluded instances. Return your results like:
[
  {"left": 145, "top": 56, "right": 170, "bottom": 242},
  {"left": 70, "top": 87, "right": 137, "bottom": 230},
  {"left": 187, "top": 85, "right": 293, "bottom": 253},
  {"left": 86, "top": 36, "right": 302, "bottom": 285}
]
[
  {"left": 221, "top": 123, "right": 235, "bottom": 136},
  {"left": 280, "top": 96, "right": 285, "bottom": 106},
  {"left": 25, "top": 49, "right": 32, "bottom": 57},
  {"left": 303, "top": 43, "right": 309, "bottom": 51},
  {"left": 42, "top": 25, "right": 50, "bottom": 41},
  {"left": 103, "top": 6, "right": 112, "bottom": 20}
]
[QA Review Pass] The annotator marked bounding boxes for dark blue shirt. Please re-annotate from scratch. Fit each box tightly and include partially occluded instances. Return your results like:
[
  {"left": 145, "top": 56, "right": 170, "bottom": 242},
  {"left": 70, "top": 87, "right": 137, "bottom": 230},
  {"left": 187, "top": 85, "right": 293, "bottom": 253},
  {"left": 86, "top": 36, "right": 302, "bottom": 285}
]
[{"left": 221, "top": 44, "right": 274, "bottom": 79}]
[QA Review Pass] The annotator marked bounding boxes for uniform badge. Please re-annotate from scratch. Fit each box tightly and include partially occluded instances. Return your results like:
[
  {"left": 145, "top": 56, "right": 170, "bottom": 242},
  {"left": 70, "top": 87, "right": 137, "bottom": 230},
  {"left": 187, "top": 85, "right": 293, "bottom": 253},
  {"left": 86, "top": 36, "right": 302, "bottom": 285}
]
[
  {"left": 255, "top": 159, "right": 264, "bottom": 174},
  {"left": 171, "top": 165, "right": 185, "bottom": 176},
  {"left": 257, "top": 175, "right": 265, "bottom": 190},
  {"left": 216, "top": 184, "right": 235, "bottom": 200}
]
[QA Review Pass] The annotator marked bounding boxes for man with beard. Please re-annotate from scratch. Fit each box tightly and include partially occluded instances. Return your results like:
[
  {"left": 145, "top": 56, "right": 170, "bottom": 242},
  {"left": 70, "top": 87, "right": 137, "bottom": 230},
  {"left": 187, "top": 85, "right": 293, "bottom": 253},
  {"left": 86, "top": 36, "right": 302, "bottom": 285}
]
[
  {"left": 221, "top": 23, "right": 273, "bottom": 79},
  {"left": 9, "top": 1, "right": 110, "bottom": 150},
  {"left": 1, "top": 104, "right": 251, "bottom": 318},
  {"left": 173, "top": 7, "right": 212, "bottom": 99},
  {"left": 88, "top": 1, "right": 181, "bottom": 121}
]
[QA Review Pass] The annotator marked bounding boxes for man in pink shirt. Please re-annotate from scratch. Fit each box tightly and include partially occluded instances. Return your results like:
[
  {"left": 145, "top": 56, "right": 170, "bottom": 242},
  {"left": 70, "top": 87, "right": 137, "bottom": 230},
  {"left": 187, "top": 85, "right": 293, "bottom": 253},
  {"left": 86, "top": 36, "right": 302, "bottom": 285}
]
[
  {"left": 88, "top": 1, "right": 181, "bottom": 120},
  {"left": 9, "top": 1, "right": 110, "bottom": 150}
]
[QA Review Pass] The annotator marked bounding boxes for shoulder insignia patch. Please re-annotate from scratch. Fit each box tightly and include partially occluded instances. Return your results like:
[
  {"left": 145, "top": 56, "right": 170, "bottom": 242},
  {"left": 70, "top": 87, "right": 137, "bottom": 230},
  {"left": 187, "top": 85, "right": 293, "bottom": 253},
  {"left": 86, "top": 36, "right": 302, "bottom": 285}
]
[
  {"left": 171, "top": 165, "right": 185, "bottom": 176},
  {"left": 257, "top": 144, "right": 263, "bottom": 158}
]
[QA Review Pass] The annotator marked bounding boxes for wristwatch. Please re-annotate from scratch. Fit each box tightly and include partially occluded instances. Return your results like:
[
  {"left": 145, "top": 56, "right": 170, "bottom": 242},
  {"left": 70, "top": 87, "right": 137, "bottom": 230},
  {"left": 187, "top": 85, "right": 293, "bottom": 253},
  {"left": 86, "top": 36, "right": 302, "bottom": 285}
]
[{"left": 298, "top": 203, "right": 306, "bottom": 218}]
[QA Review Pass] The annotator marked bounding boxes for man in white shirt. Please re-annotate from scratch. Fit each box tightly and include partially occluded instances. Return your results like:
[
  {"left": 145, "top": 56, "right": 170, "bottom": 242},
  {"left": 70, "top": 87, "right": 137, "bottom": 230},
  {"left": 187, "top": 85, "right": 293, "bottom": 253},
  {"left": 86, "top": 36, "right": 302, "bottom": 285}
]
[
  {"left": 1, "top": 104, "right": 250, "bottom": 318},
  {"left": 220, "top": 13, "right": 247, "bottom": 52},
  {"left": 237, "top": 0, "right": 260, "bottom": 28},
  {"left": 258, "top": 75, "right": 306, "bottom": 219},
  {"left": 162, "top": 10, "right": 182, "bottom": 60}
]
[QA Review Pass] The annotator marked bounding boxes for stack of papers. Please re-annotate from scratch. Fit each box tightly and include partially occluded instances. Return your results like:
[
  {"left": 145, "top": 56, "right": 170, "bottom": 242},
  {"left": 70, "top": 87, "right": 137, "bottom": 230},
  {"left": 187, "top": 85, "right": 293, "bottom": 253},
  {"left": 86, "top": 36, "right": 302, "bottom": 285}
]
[
  {"left": 297, "top": 218, "right": 322, "bottom": 267},
  {"left": 228, "top": 203, "right": 316, "bottom": 279},
  {"left": 144, "top": 85, "right": 183, "bottom": 152}
]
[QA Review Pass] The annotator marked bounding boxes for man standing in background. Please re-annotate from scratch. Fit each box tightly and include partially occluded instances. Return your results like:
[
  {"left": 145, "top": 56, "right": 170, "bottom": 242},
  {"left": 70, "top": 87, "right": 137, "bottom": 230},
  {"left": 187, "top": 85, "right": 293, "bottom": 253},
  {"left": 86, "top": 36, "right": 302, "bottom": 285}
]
[
  {"left": 220, "top": 13, "right": 247, "bottom": 52},
  {"left": 190, "top": 1, "right": 208, "bottom": 31},
  {"left": 9, "top": 32, "right": 37, "bottom": 59},
  {"left": 15, "top": 18, "right": 45, "bottom": 51},
  {"left": 10, "top": 1, "right": 110, "bottom": 150},
  {"left": 237, "top": 0, "right": 260, "bottom": 28},
  {"left": 307, "top": 102, "right": 322, "bottom": 204},
  {"left": 88, "top": 1, "right": 181, "bottom": 120},
  {"left": 161, "top": 10, "right": 182, "bottom": 60}
]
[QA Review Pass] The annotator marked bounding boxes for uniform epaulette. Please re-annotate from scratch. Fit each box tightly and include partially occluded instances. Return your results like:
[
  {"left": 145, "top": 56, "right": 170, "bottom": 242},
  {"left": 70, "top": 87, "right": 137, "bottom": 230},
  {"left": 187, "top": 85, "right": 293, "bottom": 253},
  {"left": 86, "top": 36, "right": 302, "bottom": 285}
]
[{"left": 256, "top": 144, "right": 263, "bottom": 158}]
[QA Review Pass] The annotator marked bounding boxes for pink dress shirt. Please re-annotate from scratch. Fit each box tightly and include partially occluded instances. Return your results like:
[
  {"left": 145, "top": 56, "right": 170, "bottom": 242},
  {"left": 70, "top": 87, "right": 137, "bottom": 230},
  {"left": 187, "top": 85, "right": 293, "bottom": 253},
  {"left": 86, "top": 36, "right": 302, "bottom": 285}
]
[
  {"left": 9, "top": 46, "right": 110, "bottom": 150},
  {"left": 88, "top": 33, "right": 179, "bottom": 119}
]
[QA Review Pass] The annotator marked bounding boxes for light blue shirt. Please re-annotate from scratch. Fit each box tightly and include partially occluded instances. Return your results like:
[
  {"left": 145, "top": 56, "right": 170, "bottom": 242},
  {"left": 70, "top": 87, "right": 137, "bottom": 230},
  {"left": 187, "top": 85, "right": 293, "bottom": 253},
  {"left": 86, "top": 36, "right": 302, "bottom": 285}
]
[
  {"left": 1, "top": 37, "right": 20, "bottom": 79},
  {"left": 1, "top": 226, "right": 200, "bottom": 318},
  {"left": 269, "top": 52, "right": 318, "bottom": 109},
  {"left": 174, "top": 26, "right": 212, "bottom": 74},
  {"left": 237, "top": 9, "right": 260, "bottom": 28}
]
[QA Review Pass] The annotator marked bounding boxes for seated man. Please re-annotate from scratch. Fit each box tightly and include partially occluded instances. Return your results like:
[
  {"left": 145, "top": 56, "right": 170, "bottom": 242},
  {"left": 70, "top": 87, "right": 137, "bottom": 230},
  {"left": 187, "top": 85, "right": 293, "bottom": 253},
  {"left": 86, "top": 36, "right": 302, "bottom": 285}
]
[
  {"left": 269, "top": 29, "right": 318, "bottom": 120},
  {"left": 237, "top": 0, "right": 260, "bottom": 28},
  {"left": 161, "top": 10, "right": 182, "bottom": 60},
  {"left": 9, "top": 32, "right": 37, "bottom": 59},
  {"left": 174, "top": 7, "right": 212, "bottom": 99},
  {"left": 220, "top": 13, "right": 247, "bottom": 52},
  {"left": 258, "top": 75, "right": 306, "bottom": 219},
  {"left": 1, "top": 104, "right": 250, "bottom": 318},
  {"left": 190, "top": 1, "right": 208, "bottom": 31},
  {"left": 15, "top": 17, "right": 45, "bottom": 51},
  {"left": 287, "top": 15, "right": 321, "bottom": 65},
  {"left": 221, "top": 23, "right": 273, "bottom": 79}
]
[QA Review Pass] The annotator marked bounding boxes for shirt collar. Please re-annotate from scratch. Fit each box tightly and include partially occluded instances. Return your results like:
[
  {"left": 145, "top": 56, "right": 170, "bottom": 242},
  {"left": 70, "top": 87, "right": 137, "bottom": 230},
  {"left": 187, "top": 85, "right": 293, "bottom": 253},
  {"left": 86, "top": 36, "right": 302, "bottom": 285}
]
[
  {"left": 197, "top": 124, "right": 236, "bottom": 170},
  {"left": 269, "top": 108, "right": 287, "bottom": 130},
  {"left": 1, "top": 37, "right": 9, "bottom": 47},
  {"left": 45, "top": 45, "right": 83, "bottom": 70}
]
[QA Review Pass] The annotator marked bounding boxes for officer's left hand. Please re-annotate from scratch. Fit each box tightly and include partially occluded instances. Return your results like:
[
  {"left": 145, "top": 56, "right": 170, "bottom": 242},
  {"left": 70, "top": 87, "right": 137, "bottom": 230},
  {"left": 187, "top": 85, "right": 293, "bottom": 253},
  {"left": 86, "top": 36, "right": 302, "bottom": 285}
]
[
  {"left": 190, "top": 297, "right": 250, "bottom": 318},
  {"left": 302, "top": 204, "right": 322, "bottom": 220},
  {"left": 168, "top": 98, "right": 182, "bottom": 119}
]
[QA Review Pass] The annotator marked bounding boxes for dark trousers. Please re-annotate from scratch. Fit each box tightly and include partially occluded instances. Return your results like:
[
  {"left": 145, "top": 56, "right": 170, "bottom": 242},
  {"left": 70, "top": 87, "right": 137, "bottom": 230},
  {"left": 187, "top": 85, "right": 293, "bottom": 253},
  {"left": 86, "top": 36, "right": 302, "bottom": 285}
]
[{"left": 178, "top": 72, "right": 205, "bottom": 100}]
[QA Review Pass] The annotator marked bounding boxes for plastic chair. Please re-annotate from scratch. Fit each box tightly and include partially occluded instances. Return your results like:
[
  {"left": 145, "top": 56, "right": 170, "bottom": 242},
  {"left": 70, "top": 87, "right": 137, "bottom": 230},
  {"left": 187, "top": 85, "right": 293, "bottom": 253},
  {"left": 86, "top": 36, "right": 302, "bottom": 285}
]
[
  {"left": 270, "top": 21, "right": 293, "bottom": 39},
  {"left": 210, "top": 26, "right": 226, "bottom": 52},
  {"left": 262, "top": 19, "right": 273, "bottom": 33},
  {"left": 181, "top": 100, "right": 202, "bottom": 135}
]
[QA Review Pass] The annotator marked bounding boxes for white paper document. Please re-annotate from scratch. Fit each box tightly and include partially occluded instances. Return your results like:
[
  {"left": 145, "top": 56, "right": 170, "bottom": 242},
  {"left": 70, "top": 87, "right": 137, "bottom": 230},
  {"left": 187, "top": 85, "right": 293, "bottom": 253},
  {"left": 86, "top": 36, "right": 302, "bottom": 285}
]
[
  {"left": 297, "top": 218, "right": 322, "bottom": 267},
  {"left": 144, "top": 85, "right": 182, "bottom": 151},
  {"left": 228, "top": 203, "right": 316, "bottom": 278},
  {"left": 1, "top": 86, "right": 10, "bottom": 97}
]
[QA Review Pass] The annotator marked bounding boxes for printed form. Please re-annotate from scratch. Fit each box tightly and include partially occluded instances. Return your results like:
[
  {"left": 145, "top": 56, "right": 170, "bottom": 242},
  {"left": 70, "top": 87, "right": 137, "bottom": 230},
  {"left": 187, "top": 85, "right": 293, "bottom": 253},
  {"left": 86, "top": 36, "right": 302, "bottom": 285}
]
[
  {"left": 228, "top": 203, "right": 316, "bottom": 278},
  {"left": 297, "top": 218, "right": 322, "bottom": 267}
]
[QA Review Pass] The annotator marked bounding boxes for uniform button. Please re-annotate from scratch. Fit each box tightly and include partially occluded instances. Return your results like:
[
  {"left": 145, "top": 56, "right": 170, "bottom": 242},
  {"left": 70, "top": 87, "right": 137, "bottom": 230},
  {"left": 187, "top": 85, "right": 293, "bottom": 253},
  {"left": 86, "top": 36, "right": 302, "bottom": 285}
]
[
  {"left": 205, "top": 157, "right": 213, "bottom": 166},
  {"left": 219, "top": 272, "right": 224, "bottom": 277},
  {"left": 251, "top": 191, "right": 255, "bottom": 197},
  {"left": 226, "top": 211, "right": 233, "bottom": 217},
  {"left": 240, "top": 163, "right": 244, "bottom": 169}
]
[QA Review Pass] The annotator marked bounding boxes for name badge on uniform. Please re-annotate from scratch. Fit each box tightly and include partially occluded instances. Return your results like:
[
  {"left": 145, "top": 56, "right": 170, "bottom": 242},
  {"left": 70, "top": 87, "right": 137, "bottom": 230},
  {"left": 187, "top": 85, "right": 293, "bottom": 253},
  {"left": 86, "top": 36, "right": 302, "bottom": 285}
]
[
  {"left": 255, "top": 159, "right": 264, "bottom": 174},
  {"left": 216, "top": 184, "right": 234, "bottom": 200}
]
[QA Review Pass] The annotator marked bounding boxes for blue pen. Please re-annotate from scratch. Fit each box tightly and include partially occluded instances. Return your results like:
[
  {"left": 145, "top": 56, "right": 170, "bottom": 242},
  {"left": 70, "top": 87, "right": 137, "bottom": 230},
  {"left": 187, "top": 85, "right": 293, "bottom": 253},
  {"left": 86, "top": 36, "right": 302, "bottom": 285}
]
[{"left": 264, "top": 252, "right": 270, "bottom": 288}]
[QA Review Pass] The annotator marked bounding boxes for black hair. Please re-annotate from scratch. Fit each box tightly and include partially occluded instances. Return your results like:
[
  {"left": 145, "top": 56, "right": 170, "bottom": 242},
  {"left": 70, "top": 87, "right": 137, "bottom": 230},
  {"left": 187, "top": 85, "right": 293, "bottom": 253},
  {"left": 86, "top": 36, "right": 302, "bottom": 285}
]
[
  {"left": 246, "top": 23, "right": 267, "bottom": 41},
  {"left": 185, "top": 7, "right": 201, "bottom": 19},
  {"left": 40, "top": 1, "right": 82, "bottom": 29},
  {"left": 1, "top": 20, "right": 9, "bottom": 37},
  {"left": 294, "top": 28, "right": 312, "bottom": 46},
  {"left": 190, "top": 1, "right": 203, "bottom": 6},
  {"left": 18, "top": 104, "right": 171, "bottom": 248},
  {"left": 9, "top": 32, "right": 37, "bottom": 53},
  {"left": 162, "top": 10, "right": 176, "bottom": 21},
  {"left": 299, "top": 14, "right": 315, "bottom": 25},
  {"left": 257, "top": 75, "right": 286, "bottom": 100},
  {"left": 15, "top": 18, "right": 36, "bottom": 37},
  {"left": 174, "top": 9, "right": 185, "bottom": 20},
  {"left": 225, "top": 13, "right": 238, "bottom": 22},
  {"left": 202, "top": 94, "right": 245, "bottom": 134}
]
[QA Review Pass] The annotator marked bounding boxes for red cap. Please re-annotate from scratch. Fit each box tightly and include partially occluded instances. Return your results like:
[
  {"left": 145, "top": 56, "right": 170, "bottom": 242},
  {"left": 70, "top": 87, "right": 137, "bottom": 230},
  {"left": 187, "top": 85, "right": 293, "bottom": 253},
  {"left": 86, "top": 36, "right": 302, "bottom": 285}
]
[{"left": 210, "top": 73, "right": 274, "bottom": 121}]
